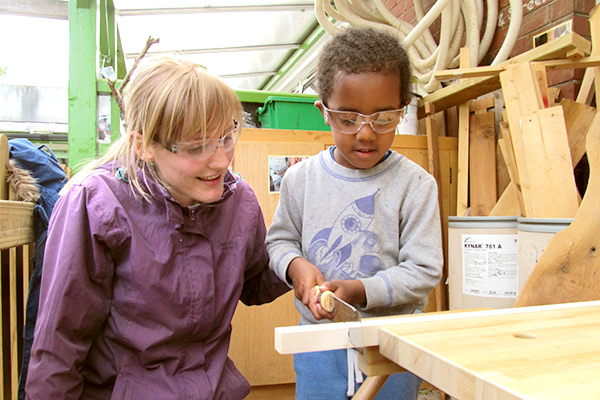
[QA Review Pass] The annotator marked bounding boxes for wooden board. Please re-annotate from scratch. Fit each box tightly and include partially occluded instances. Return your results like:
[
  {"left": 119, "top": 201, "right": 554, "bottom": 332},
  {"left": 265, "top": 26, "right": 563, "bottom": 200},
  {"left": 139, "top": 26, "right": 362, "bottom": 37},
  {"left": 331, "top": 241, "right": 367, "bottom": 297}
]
[
  {"left": 519, "top": 107, "right": 579, "bottom": 218},
  {"left": 379, "top": 301, "right": 600, "bottom": 400},
  {"left": 515, "top": 118, "right": 600, "bottom": 306},
  {"left": 500, "top": 62, "right": 545, "bottom": 217},
  {"left": 468, "top": 110, "right": 496, "bottom": 216},
  {"left": 0, "top": 200, "right": 35, "bottom": 250}
]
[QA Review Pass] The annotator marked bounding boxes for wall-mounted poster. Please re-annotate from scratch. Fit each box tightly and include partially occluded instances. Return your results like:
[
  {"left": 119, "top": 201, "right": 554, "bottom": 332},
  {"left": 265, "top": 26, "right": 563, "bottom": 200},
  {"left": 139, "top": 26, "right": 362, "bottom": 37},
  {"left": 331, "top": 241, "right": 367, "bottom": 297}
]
[{"left": 269, "top": 156, "right": 309, "bottom": 193}]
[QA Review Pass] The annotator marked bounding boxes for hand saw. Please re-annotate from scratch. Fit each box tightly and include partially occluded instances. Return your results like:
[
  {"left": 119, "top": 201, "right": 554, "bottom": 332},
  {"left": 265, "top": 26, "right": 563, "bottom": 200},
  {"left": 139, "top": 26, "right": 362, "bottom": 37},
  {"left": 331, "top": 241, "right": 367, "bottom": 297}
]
[{"left": 315, "top": 287, "right": 364, "bottom": 351}]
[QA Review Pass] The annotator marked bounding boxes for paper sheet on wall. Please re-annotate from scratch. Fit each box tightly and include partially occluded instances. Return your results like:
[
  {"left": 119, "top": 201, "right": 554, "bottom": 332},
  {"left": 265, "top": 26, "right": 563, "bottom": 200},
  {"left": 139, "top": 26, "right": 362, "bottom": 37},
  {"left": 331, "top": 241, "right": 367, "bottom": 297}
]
[{"left": 461, "top": 234, "right": 519, "bottom": 298}]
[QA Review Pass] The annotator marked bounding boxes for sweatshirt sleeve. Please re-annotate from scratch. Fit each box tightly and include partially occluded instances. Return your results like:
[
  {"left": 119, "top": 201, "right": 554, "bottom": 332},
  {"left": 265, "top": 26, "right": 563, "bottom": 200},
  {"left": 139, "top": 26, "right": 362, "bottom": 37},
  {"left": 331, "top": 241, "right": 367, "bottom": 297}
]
[
  {"left": 265, "top": 168, "right": 304, "bottom": 286},
  {"left": 26, "top": 182, "right": 117, "bottom": 400},
  {"left": 361, "top": 175, "right": 443, "bottom": 311}
]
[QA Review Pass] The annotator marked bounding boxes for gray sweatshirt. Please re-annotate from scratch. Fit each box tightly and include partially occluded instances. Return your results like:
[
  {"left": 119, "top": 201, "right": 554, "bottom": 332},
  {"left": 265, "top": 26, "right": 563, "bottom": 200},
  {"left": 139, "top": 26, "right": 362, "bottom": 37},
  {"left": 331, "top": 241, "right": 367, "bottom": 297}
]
[{"left": 266, "top": 149, "right": 443, "bottom": 325}]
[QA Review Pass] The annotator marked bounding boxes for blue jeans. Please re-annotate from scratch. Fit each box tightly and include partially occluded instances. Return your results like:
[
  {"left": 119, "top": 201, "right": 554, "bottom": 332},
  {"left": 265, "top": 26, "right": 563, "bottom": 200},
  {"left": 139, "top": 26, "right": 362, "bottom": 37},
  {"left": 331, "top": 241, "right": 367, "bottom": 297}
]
[{"left": 294, "top": 348, "right": 422, "bottom": 400}]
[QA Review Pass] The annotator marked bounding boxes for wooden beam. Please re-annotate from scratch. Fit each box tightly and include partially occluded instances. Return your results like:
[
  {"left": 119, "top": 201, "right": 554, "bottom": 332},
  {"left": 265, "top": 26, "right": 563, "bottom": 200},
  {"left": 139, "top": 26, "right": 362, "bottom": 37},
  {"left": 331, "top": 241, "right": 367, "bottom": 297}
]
[
  {"left": 456, "top": 48, "right": 471, "bottom": 217},
  {"left": 418, "top": 32, "right": 591, "bottom": 118}
]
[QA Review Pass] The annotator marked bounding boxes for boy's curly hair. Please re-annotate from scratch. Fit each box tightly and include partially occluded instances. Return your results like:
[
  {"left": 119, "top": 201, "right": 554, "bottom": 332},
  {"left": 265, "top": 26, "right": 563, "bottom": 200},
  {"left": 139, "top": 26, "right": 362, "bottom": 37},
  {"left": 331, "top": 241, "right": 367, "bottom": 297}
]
[{"left": 316, "top": 26, "right": 413, "bottom": 106}]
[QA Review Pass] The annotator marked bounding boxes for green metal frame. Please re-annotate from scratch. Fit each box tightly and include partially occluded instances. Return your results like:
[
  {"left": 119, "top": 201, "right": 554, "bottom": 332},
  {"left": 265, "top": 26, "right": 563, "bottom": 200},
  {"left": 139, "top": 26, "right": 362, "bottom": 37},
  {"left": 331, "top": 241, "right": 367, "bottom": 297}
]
[{"left": 68, "top": 1, "right": 321, "bottom": 170}]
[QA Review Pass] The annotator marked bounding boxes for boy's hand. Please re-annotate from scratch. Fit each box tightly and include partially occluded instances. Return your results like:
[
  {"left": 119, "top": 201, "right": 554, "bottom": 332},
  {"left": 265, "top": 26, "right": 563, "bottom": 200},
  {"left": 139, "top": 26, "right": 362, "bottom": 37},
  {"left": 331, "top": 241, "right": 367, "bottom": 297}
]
[
  {"left": 287, "top": 258, "right": 334, "bottom": 320},
  {"left": 320, "top": 279, "right": 367, "bottom": 308}
]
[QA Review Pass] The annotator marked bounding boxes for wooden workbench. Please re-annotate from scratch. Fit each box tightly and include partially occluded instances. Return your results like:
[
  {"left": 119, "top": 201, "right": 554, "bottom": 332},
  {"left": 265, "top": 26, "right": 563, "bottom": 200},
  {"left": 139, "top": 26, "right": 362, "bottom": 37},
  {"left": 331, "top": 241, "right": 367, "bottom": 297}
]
[
  {"left": 276, "top": 301, "right": 600, "bottom": 400},
  {"left": 379, "top": 300, "right": 600, "bottom": 400}
]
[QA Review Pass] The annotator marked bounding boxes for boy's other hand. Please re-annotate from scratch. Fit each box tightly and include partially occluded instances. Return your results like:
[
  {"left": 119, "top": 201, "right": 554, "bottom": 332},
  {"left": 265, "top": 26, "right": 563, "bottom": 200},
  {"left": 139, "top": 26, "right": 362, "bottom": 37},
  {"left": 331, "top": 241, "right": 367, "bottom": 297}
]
[
  {"left": 287, "top": 258, "right": 334, "bottom": 320},
  {"left": 320, "top": 279, "right": 366, "bottom": 308}
]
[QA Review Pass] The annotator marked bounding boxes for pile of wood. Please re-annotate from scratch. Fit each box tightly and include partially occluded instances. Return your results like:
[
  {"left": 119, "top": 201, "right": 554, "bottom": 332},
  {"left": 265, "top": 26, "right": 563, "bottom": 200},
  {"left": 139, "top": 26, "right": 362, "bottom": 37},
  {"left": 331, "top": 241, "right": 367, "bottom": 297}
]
[{"left": 419, "top": 7, "right": 600, "bottom": 219}]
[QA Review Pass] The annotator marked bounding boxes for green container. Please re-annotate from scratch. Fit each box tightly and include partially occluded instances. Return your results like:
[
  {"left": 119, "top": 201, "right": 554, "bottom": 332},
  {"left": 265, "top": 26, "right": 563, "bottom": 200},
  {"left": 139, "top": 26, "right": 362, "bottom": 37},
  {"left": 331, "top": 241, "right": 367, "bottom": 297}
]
[{"left": 255, "top": 96, "right": 330, "bottom": 131}]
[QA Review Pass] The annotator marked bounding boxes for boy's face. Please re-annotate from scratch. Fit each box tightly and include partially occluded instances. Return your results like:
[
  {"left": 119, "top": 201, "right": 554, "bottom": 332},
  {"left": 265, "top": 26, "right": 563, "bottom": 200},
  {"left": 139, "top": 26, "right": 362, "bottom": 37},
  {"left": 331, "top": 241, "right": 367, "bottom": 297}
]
[{"left": 316, "top": 71, "right": 402, "bottom": 170}]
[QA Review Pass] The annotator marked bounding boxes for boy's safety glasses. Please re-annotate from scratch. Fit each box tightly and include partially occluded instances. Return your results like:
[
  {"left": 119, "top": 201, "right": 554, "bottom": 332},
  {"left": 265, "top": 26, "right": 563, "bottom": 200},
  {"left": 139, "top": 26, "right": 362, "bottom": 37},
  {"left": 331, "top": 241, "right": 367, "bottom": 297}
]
[
  {"left": 166, "top": 119, "right": 240, "bottom": 161},
  {"left": 322, "top": 104, "right": 406, "bottom": 135}
]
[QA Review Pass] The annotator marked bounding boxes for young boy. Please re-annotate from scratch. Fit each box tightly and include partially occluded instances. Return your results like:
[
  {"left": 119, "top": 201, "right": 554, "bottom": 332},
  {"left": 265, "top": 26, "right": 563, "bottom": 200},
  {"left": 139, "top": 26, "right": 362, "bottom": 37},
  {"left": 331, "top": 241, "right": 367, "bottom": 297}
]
[{"left": 266, "top": 27, "right": 443, "bottom": 399}]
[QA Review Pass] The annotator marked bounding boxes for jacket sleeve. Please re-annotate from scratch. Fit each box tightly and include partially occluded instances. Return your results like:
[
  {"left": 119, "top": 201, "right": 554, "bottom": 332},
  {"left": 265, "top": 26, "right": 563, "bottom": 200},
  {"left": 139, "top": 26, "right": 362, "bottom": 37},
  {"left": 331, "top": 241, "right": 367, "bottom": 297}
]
[
  {"left": 25, "top": 183, "right": 116, "bottom": 400},
  {"left": 239, "top": 195, "right": 290, "bottom": 306}
]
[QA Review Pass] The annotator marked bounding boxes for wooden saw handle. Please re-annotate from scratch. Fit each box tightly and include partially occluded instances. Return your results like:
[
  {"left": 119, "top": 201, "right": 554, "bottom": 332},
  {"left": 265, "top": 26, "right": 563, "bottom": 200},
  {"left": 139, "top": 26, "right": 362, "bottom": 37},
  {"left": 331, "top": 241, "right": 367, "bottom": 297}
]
[{"left": 319, "top": 290, "right": 336, "bottom": 312}]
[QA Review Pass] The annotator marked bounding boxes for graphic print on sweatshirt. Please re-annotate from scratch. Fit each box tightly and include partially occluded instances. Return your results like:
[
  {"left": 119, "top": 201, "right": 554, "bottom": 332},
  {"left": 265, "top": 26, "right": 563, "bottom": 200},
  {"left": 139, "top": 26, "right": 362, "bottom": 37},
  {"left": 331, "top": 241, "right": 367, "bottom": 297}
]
[{"left": 307, "top": 190, "right": 382, "bottom": 279}]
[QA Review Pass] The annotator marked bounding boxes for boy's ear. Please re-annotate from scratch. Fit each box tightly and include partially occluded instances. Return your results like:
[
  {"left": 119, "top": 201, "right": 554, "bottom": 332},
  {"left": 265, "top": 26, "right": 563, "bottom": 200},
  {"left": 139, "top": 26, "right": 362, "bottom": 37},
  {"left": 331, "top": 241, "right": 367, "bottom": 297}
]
[
  {"left": 132, "top": 131, "right": 155, "bottom": 162},
  {"left": 314, "top": 100, "right": 329, "bottom": 124}
]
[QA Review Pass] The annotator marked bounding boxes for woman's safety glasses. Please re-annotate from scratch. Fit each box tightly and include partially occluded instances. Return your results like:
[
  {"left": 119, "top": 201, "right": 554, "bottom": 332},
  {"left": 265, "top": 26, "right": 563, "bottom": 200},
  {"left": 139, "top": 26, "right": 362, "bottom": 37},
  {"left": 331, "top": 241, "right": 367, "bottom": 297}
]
[
  {"left": 322, "top": 104, "right": 406, "bottom": 134},
  {"left": 167, "top": 119, "right": 240, "bottom": 161}
]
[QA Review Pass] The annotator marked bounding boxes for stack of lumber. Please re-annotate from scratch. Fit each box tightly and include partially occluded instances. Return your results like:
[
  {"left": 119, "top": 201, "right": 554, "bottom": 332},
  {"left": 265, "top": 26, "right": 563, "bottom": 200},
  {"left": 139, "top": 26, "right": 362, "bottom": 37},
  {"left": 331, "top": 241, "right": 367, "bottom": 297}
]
[{"left": 427, "top": 19, "right": 600, "bottom": 218}]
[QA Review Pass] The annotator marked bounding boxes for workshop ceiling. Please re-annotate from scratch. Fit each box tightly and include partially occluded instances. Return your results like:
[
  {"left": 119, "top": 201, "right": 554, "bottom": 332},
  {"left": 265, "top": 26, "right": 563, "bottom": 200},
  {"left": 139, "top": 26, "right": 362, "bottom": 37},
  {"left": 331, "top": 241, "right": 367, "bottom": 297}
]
[{"left": 113, "top": 0, "right": 326, "bottom": 92}]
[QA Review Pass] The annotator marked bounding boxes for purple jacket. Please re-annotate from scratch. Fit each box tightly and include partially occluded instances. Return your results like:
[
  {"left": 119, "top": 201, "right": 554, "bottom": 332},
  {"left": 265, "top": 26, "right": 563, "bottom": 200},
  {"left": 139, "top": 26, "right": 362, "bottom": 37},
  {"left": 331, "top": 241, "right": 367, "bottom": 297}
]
[{"left": 25, "top": 165, "right": 288, "bottom": 400}]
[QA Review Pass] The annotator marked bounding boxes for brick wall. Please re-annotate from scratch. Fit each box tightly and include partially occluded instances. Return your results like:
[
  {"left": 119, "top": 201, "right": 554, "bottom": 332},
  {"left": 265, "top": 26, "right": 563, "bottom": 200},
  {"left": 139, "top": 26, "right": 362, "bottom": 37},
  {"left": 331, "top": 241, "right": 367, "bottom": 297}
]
[{"left": 384, "top": 0, "right": 596, "bottom": 100}]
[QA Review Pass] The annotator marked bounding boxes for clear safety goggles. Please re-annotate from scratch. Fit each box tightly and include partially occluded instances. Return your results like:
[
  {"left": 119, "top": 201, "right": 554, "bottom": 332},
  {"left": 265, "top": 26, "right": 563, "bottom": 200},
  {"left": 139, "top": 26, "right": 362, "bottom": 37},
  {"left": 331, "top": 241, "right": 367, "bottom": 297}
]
[
  {"left": 167, "top": 119, "right": 240, "bottom": 161},
  {"left": 322, "top": 104, "right": 405, "bottom": 134}
]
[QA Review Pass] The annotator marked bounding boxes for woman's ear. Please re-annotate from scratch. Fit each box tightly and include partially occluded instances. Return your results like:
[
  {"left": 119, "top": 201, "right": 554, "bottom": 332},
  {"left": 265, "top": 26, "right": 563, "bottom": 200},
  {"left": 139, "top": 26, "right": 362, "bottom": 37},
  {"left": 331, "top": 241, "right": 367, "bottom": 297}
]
[{"left": 132, "top": 131, "right": 155, "bottom": 162}]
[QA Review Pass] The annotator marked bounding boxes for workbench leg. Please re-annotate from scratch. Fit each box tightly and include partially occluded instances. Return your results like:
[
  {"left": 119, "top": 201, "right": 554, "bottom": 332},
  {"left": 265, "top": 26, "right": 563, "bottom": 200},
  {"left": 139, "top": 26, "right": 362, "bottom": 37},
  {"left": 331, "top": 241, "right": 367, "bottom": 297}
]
[{"left": 352, "top": 375, "right": 389, "bottom": 400}]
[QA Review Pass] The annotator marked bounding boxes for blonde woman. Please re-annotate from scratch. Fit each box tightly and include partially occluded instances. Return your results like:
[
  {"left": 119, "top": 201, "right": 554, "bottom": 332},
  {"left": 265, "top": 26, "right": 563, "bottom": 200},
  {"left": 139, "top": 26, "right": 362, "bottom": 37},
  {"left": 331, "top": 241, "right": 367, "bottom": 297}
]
[{"left": 25, "top": 55, "right": 288, "bottom": 400}]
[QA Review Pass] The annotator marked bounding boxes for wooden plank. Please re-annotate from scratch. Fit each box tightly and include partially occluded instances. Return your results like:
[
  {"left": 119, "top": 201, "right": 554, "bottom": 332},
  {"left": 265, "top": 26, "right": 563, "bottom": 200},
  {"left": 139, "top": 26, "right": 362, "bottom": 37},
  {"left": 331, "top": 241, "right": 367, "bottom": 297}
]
[
  {"left": 275, "top": 301, "right": 600, "bottom": 355},
  {"left": 468, "top": 110, "right": 496, "bottom": 216},
  {"left": 456, "top": 48, "right": 471, "bottom": 217},
  {"left": 576, "top": 68, "right": 596, "bottom": 105},
  {"left": 0, "top": 134, "right": 8, "bottom": 201},
  {"left": 516, "top": 118, "right": 600, "bottom": 306},
  {"left": 520, "top": 107, "right": 579, "bottom": 218},
  {"left": 425, "top": 103, "right": 448, "bottom": 313},
  {"left": 9, "top": 248, "right": 19, "bottom": 397},
  {"left": 500, "top": 62, "right": 546, "bottom": 217},
  {"left": 561, "top": 98, "right": 597, "bottom": 166},
  {"left": 488, "top": 182, "right": 520, "bottom": 216},
  {"left": 435, "top": 55, "right": 600, "bottom": 81},
  {"left": 418, "top": 32, "right": 591, "bottom": 118},
  {"left": 590, "top": 4, "right": 600, "bottom": 109},
  {"left": 0, "top": 200, "right": 35, "bottom": 250},
  {"left": 496, "top": 122, "right": 525, "bottom": 215},
  {"left": 379, "top": 301, "right": 600, "bottom": 400}
]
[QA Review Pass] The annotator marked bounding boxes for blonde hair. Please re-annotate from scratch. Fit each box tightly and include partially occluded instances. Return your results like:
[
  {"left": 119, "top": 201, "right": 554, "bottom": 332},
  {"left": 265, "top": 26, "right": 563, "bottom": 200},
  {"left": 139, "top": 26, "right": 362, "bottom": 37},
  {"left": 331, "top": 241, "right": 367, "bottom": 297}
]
[{"left": 66, "top": 55, "right": 243, "bottom": 200}]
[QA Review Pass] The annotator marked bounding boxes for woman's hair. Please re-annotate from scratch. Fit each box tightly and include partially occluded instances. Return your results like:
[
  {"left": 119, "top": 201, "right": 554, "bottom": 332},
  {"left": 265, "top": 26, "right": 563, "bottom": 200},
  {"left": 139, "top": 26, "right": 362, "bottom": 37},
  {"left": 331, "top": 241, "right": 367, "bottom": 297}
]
[
  {"left": 67, "top": 55, "right": 243, "bottom": 200},
  {"left": 316, "top": 26, "right": 413, "bottom": 106}
]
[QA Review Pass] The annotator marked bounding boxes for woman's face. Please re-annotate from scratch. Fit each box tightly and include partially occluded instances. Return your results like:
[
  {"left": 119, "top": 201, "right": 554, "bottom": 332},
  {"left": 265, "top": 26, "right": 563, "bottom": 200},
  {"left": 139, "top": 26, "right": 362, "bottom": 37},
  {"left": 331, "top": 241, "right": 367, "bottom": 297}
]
[{"left": 144, "top": 122, "right": 236, "bottom": 206}]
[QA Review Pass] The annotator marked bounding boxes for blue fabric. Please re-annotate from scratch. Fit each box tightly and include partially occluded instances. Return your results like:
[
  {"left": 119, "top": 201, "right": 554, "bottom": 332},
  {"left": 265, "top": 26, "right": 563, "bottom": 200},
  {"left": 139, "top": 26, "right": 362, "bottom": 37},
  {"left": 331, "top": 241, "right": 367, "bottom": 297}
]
[
  {"left": 8, "top": 139, "right": 67, "bottom": 400},
  {"left": 294, "top": 349, "right": 422, "bottom": 400},
  {"left": 8, "top": 139, "right": 67, "bottom": 217}
]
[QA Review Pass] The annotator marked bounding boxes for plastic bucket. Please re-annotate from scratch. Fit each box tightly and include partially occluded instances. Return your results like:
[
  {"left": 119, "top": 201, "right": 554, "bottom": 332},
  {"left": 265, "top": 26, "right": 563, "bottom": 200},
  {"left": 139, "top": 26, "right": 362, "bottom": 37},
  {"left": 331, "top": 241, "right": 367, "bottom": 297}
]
[
  {"left": 448, "top": 216, "right": 519, "bottom": 310},
  {"left": 516, "top": 217, "right": 573, "bottom": 294}
]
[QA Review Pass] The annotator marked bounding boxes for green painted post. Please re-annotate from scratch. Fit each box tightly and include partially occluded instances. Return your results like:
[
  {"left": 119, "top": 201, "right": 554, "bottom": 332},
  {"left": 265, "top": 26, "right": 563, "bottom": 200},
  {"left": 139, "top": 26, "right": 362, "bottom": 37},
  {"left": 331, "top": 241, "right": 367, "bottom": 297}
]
[{"left": 68, "top": 0, "right": 98, "bottom": 171}]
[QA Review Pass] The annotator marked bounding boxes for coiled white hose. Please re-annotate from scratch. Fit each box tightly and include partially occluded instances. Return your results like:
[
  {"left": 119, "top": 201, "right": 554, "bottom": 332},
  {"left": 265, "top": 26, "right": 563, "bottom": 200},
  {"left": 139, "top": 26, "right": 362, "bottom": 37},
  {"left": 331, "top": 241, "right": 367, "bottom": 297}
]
[{"left": 314, "top": 0, "right": 523, "bottom": 95}]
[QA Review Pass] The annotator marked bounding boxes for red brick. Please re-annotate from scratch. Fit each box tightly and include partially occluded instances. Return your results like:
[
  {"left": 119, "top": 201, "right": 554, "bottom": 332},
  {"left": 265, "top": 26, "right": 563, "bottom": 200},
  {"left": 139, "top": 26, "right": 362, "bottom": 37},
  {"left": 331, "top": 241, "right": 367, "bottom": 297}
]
[
  {"left": 551, "top": 0, "right": 576, "bottom": 20},
  {"left": 555, "top": 81, "right": 578, "bottom": 100},
  {"left": 520, "top": 6, "right": 552, "bottom": 36},
  {"left": 575, "top": 0, "right": 595, "bottom": 13},
  {"left": 510, "top": 34, "right": 534, "bottom": 58},
  {"left": 572, "top": 13, "right": 591, "bottom": 37},
  {"left": 498, "top": 0, "right": 511, "bottom": 10},
  {"left": 546, "top": 68, "right": 576, "bottom": 86}
]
